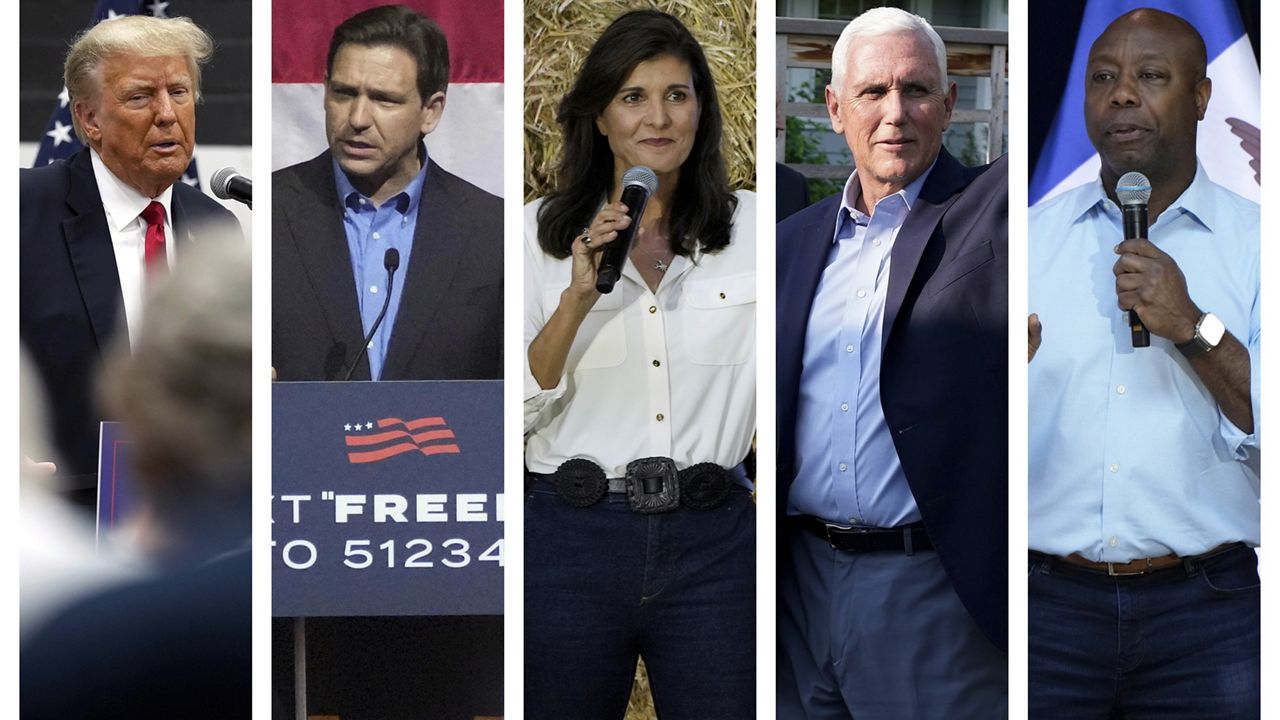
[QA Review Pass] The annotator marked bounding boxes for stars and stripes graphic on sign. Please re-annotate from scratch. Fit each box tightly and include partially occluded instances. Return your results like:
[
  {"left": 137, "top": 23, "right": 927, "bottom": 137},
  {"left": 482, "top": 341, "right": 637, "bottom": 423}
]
[
  {"left": 344, "top": 416, "right": 461, "bottom": 464},
  {"left": 34, "top": 0, "right": 200, "bottom": 189}
]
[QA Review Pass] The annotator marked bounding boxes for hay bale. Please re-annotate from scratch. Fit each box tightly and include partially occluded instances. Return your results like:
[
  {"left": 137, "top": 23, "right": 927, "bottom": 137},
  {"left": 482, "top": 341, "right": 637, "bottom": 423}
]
[
  {"left": 524, "top": 0, "right": 757, "bottom": 201},
  {"left": 625, "top": 657, "right": 656, "bottom": 720}
]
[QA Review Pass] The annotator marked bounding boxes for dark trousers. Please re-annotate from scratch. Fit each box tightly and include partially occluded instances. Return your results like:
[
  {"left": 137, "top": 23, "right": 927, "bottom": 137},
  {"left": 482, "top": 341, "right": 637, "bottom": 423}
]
[
  {"left": 1029, "top": 544, "right": 1260, "bottom": 718},
  {"left": 524, "top": 482, "right": 755, "bottom": 720}
]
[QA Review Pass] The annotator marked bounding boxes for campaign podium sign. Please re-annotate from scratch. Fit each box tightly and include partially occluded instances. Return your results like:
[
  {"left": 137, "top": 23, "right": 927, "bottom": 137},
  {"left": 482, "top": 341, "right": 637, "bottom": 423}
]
[
  {"left": 97, "top": 421, "right": 137, "bottom": 536},
  {"left": 272, "top": 381, "right": 504, "bottom": 616}
]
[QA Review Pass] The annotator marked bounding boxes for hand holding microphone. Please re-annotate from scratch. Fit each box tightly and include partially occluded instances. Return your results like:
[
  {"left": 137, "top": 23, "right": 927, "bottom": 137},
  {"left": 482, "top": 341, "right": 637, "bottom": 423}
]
[
  {"left": 1112, "top": 172, "right": 1201, "bottom": 346},
  {"left": 565, "top": 165, "right": 659, "bottom": 303}
]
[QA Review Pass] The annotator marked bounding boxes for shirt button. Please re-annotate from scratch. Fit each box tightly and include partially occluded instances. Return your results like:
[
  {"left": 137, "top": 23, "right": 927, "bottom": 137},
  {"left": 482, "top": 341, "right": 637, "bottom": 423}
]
[
  {"left": 648, "top": 306, "right": 657, "bottom": 314},
  {"left": 358, "top": 198, "right": 368, "bottom": 205},
  {"left": 1109, "top": 536, "right": 1119, "bottom": 547},
  {"left": 1109, "top": 464, "right": 1119, "bottom": 473},
  {"left": 856, "top": 289, "right": 867, "bottom": 298},
  {"left": 656, "top": 413, "right": 665, "bottom": 422},
  {"left": 372, "top": 232, "right": 381, "bottom": 240},
  {"left": 840, "top": 402, "right": 849, "bottom": 412},
  {"left": 719, "top": 292, "right": 726, "bottom": 300},
  {"left": 652, "top": 360, "right": 660, "bottom": 367},
  {"left": 873, "top": 239, "right": 881, "bottom": 247},
  {"left": 838, "top": 462, "right": 847, "bottom": 472},
  {"left": 1117, "top": 385, "right": 1126, "bottom": 395},
  {"left": 370, "top": 285, "right": 379, "bottom": 294},
  {"left": 845, "top": 344, "right": 855, "bottom": 353}
]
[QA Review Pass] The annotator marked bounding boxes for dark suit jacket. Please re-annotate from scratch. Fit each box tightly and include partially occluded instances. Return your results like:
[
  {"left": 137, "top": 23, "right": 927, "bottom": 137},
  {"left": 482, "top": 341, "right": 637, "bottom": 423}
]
[
  {"left": 777, "top": 150, "right": 1008, "bottom": 649},
  {"left": 20, "top": 148, "right": 241, "bottom": 482},
  {"left": 776, "top": 162, "right": 810, "bottom": 221},
  {"left": 272, "top": 151, "right": 502, "bottom": 381}
]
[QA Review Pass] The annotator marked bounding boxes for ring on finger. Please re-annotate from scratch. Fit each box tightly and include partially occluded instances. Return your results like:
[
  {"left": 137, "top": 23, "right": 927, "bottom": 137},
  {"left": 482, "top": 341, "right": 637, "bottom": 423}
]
[{"left": 577, "top": 226, "right": 592, "bottom": 247}]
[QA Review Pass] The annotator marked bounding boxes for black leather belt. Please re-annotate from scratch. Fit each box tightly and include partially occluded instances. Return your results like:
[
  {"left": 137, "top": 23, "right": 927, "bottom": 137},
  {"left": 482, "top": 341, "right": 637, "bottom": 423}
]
[
  {"left": 793, "top": 515, "right": 932, "bottom": 554},
  {"left": 533, "top": 457, "right": 734, "bottom": 513}
]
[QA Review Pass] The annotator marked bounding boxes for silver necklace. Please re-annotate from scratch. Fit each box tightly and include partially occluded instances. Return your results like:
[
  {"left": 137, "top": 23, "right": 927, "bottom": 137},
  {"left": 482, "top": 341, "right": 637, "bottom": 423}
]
[{"left": 635, "top": 243, "right": 673, "bottom": 272}]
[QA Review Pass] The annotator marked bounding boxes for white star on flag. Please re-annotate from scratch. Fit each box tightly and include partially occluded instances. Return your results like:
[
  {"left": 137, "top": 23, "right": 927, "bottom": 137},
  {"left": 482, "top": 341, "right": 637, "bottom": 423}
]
[
  {"left": 343, "top": 423, "right": 351, "bottom": 431},
  {"left": 57, "top": 87, "right": 69, "bottom": 108},
  {"left": 105, "top": 10, "right": 124, "bottom": 20},
  {"left": 148, "top": 0, "right": 169, "bottom": 17},
  {"left": 46, "top": 121, "right": 73, "bottom": 147},
  {"left": 365, "top": 422, "right": 373, "bottom": 430}
]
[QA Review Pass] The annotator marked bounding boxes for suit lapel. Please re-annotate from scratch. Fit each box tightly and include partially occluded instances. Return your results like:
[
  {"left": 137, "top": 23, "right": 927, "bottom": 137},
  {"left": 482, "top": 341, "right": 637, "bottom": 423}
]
[
  {"left": 62, "top": 150, "right": 124, "bottom": 350},
  {"left": 381, "top": 163, "right": 466, "bottom": 379},
  {"left": 882, "top": 149, "right": 967, "bottom": 348},
  {"left": 283, "top": 155, "right": 370, "bottom": 378}
]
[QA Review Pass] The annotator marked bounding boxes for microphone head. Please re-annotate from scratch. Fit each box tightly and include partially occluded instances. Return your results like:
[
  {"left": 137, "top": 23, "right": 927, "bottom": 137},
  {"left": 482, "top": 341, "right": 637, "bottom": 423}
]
[
  {"left": 1116, "top": 171, "right": 1152, "bottom": 207},
  {"left": 210, "top": 166, "right": 239, "bottom": 200},
  {"left": 622, "top": 166, "right": 658, "bottom": 195},
  {"left": 384, "top": 248, "right": 400, "bottom": 271}
]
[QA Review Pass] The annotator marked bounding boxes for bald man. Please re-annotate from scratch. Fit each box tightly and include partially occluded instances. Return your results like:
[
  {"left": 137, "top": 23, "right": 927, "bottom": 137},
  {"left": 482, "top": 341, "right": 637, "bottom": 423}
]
[{"left": 1028, "top": 9, "right": 1259, "bottom": 716}]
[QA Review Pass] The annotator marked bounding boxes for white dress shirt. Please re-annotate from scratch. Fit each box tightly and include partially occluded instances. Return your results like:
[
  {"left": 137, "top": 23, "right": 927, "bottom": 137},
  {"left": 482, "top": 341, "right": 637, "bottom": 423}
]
[
  {"left": 90, "top": 149, "right": 175, "bottom": 347},
  {"left": 524, "top": 191, "right": 756, "bottom": 478}
]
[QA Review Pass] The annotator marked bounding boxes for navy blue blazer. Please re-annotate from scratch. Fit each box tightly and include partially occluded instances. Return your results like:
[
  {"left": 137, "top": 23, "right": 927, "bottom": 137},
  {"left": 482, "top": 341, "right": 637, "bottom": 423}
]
[
  {"left": 777, "top": 149, "right": 1008, "bottom": 649},
  {"left": 20, "top": 148, "right": 241, "bottom": 482},
  {"left": 272, "top": 152, "right": 502, "bottom": 382}
]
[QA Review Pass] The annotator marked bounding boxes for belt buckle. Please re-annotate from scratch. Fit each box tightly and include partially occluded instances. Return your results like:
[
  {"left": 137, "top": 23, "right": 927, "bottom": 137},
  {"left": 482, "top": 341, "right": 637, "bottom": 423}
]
[
  {"left": 1107, "top": 558, "right": 1152, "bottom": 577},
  {"left": 822, "top": 522, "right": 862, "bottom": 551},
  {"left": 626, "top": 457, "right": 680, "bottom": 514}
]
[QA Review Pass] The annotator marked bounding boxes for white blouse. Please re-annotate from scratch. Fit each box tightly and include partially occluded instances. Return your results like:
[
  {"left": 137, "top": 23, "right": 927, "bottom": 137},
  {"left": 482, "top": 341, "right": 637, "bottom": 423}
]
[{"left": 523, "top": 190, "right": 757, "bottom": 478}]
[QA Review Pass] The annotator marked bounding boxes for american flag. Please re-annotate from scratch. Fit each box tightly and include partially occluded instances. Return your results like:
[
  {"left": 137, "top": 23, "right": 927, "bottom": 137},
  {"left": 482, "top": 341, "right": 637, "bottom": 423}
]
[
  {"left": 344, "top": 416, "right": 461, "bottom": 464},
  {"left": 34, "top": 0, "right": 201, "bottom": 189}
]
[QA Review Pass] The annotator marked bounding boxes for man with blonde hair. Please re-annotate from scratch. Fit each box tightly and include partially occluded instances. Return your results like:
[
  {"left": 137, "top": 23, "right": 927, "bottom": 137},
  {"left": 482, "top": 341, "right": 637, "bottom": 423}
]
[
  {"left": 21, "top": 14, "right": 241, "bottom": 498},
  {"left": 776, "top": 6, "right": 1008, "bottom": 718}
]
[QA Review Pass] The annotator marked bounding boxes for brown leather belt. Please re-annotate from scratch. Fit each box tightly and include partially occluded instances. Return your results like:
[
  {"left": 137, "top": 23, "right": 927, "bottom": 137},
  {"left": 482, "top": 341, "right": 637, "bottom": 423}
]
[{"left": 1054, "top": 543, "right": 1236, "bottom": 577}]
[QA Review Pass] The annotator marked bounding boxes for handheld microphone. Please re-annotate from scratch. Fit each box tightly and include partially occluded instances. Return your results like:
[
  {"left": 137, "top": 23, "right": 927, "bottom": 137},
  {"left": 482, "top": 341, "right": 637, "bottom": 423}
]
[
  {"left": 1116, "top": 172, "right": 1151, "bottom": 348},
  {"left": 596, "top": 166, "right": 658, "bottom": 294},
  {"left": 211, "top": 167, "right": 253, "bottom": 208},
  {"left": 342, "top": 248, "right": 401, "bottom": 381}
]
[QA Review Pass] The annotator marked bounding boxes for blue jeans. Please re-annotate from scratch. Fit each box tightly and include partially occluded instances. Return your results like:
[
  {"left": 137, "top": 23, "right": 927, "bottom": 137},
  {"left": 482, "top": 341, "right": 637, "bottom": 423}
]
[
  {"left": 1028, "top": 544, "right": 1260, "bottom": 718},
  {"left": 524, "top": 480, "right": 755, "bottom": 720}
]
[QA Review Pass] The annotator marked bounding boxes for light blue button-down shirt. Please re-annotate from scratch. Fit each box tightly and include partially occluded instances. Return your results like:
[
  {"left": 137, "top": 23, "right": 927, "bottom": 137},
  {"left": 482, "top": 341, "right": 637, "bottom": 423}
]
[
  {"left": 1028, "top": 166, "right": 1260, "bottom": 562},
  {"left": 333, "top": 151, "right": 428, "bottom": 381},
  {"left": 788, "top": 162, "right": 934, "bottom": 527}
]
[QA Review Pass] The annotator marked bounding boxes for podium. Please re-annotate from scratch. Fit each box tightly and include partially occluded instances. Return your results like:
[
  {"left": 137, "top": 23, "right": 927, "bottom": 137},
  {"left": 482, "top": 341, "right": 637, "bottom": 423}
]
[
  {"left": 274, "top": 381, "right": 505, "bottom": 719},
  {"left": 272, "top": 380, "right": 504, "bottom": 616}
]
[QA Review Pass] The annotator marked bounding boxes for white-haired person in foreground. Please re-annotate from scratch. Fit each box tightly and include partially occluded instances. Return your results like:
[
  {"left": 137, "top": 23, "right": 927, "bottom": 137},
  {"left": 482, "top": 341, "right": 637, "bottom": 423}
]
[{"left": 22, "top": 240, "right": 251, "bottom": 720}]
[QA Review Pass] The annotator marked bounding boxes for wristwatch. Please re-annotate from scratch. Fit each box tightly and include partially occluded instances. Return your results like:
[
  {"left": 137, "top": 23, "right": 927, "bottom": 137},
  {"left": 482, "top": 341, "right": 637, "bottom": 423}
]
[{"left": 1176, "top": 312, "right": 1225, "bottom": 358}]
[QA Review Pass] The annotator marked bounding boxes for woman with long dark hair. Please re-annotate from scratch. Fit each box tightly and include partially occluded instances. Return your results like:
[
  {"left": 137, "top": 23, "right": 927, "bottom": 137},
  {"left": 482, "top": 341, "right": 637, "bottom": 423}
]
[{"left": 523, "top": 9, "right": 756, "bottom": 720}]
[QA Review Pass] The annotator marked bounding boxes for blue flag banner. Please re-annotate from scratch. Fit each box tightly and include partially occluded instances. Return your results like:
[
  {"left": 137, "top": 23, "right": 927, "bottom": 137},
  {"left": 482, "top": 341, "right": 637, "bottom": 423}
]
[
  {"left": 1031, "top": 1, "right": 1258, "bottom": 205},
  {"left": 34, "top": 0, "right": 200, "bottom": 188}
]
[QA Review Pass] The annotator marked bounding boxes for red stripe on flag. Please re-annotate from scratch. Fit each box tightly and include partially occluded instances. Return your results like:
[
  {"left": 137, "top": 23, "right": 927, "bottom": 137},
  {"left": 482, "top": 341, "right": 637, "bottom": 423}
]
[
  {"left": 377, "top": 416, "right": 446, "bottom": 430},
  {"left": 348, "top": 441, "right": 461, "bottom": 463},
  {"left": 345, "top": 427, "right": 456, "bottom": 447},
  {"left": 272, "top": 0, "right": 503, "bottom": 84}
]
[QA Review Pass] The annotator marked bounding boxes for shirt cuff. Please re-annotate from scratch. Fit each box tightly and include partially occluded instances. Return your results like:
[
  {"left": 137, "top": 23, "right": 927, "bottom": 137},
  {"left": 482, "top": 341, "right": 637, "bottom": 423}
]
[
  {"left": 1218, "top": 408, "right": 1258, "bottom": 460},
  {"left": 523, "top": 362, "right": 568, "bottom": 434}
]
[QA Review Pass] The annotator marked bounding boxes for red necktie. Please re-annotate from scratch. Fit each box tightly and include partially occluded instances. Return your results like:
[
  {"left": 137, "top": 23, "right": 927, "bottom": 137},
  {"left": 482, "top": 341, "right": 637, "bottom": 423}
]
[{"left": 141, "top": 201, "right": 167, "bottom": 276}]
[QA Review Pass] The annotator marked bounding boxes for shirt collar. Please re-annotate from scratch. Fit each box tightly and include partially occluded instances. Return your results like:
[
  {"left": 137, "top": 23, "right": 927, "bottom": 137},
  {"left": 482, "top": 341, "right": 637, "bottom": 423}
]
[
  {"left": 1067, "top": 162, "right": 1216, "bottom": 233},
  {"left": 89, "top": 148, "right": 175, "bottom": 232},
  {"left": 332, "top": 143, "right": 430, "bottom": 216},
  {"left": 834, "top": 155, "right": 936, "bottom": 240}
]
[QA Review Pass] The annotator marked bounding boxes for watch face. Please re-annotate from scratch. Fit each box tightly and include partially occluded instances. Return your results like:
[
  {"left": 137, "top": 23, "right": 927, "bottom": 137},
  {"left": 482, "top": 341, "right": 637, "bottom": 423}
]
[{"left": 1200, "top": 313, "right": 1226, "bottom": 346}]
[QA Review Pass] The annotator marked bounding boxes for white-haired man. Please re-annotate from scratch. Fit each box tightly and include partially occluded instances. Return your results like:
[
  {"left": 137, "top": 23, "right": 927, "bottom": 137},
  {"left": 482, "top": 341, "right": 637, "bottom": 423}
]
[
  {"left": 20, "top": 15, "right": 241, "bottom": 499},
  {"left": 776, "top": 7, "right": 1008, "bottom": 717}
]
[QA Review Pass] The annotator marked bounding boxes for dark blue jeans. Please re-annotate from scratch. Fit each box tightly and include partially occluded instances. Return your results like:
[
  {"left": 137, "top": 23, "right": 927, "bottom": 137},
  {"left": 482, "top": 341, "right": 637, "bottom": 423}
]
[
  {"left": 1029, "top": 544, "right": 1260, "bottom": 719},
  {"left": 524, "top": 480, "right": 755, "bottom": 720}
]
